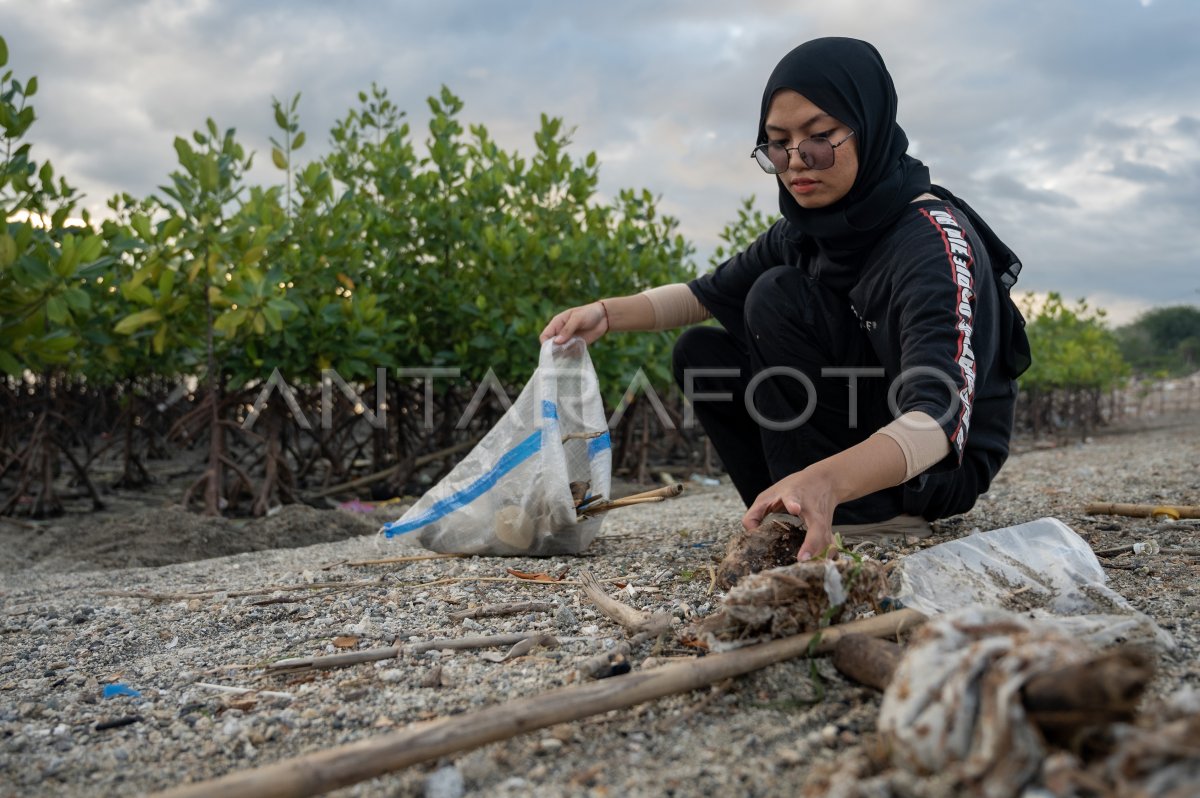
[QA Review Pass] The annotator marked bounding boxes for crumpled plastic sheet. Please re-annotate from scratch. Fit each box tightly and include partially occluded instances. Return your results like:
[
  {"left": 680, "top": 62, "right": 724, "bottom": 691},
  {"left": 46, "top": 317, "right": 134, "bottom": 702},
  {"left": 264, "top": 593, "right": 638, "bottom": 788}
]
[
  {"left": 893, "top": 517, "right": 1176, "bottom": 652},
  {"left": 877, "top": 607, "right": 1095, "bottom": 798}
]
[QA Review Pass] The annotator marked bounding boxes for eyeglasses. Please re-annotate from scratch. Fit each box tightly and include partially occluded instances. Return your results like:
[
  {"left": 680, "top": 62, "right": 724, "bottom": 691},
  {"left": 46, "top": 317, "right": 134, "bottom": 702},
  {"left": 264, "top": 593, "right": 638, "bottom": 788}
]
[{"left": 751, "top": 131, "right": 855, "bottom": 174}]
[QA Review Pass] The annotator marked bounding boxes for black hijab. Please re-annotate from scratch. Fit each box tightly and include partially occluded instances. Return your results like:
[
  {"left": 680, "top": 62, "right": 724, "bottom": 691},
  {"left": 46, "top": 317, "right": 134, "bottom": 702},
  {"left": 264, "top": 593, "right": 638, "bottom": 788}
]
[{"left": 759, "top": 37, "right": 930, "bottom": 265}]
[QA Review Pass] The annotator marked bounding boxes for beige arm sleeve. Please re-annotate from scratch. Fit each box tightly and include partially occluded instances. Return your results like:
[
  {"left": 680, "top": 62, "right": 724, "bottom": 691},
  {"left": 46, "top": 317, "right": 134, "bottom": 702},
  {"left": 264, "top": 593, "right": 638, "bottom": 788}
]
[
  {"left": 640, "top": 283, "right": 712, "bottom": 331},
  {"left": 875, "top": 411, "right": 952, "bottom": 482}
]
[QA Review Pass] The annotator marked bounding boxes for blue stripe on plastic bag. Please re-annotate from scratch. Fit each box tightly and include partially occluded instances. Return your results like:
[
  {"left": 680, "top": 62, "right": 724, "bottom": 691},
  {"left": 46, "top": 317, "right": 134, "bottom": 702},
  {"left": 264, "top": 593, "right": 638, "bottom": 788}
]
[
  {"left": 587, "top": 431, "right": 611, "bottom": 459},
  {"left": 381, "top": 428, "right": 544, "bottom": 538},
  {"left": 541, "top": 400, "right": 557, "bottom": 419}
]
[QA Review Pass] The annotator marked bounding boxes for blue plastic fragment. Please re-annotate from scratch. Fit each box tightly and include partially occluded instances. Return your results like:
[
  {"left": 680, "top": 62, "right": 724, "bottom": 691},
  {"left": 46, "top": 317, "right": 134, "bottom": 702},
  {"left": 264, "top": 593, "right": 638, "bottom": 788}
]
[{"left": 102, "top": 683, "right": 141, "bottom": 699}]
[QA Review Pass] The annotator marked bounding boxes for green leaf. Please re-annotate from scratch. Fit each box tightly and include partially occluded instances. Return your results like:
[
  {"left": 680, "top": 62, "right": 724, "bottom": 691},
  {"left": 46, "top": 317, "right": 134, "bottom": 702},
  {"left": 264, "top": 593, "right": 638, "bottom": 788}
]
[
  {"left": 292, "top": 131, "right": 306, "bottom": 150},
  {"left": 0, "top": 349, "right": 21, "bottom": 377},
  {"left": 131, "top": 213, "right": 152, "bottom": 241},
  {"left": 46, "top": 296, "right": 69, "bottom": 324},
  {"left": 63, "top": 287, "right": 91, "bottom": 312},
  {"left": 271, "top": 147, "right": 288, "bottom": 170},
  {"left": 274, "top": 105, "right": 288, "bottom": 130},
  {"left": 262, "top": 304, "right": 283, "bottom": 330},
  {"left": 0, "top": 233, "right": 16, "bottom": 268},
  {"left": 213, "top": 308, "right": 248, "bottom": 335},
  {"left": 158, "top": 268, "right": 176, "bottom": 297},
  {"left": 25, "top": 75, "right": 37, "bottom": 97},
  {"left": 114, "top": 308, "right": 162, "bottom": 335},
  {"left": 0, "top": 36, "right": 8, "bottom": 69},
  {"left": 241, "top": 245, "right": 266, "bottom": 265}
]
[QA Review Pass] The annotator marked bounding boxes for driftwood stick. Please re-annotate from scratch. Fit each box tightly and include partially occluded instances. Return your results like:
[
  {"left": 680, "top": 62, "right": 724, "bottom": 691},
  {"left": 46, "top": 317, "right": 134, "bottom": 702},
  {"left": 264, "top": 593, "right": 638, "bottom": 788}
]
[
  {"left": 194, "top": 682, "right": 294, "bottom": 701},
  {"left": 406, "top": 632, "right": 544, "bottom": 655},
  {"left": 268, "top": 633, "right": 552, "bottom": 673},
  {"left": 154, "top": 609, "right": 926, "bottom": 798},
  {"left": 561, "top": 431, "right": 606, "bottom": 442},
  {"left": 269, "top": 647, "right": 402, "bottom": 672},
  {"left": 1084, "top": 501, "right": 1200, "bottom": 519},
  {"left": 831, "top": 634, "right": 903, "bottom": 691},
  {"left": 449, "top": 601, "right": 554, "bottom": 622},
  {"left": 338, "top": 553, "right": 466, "bottom": 568},
  {"left": 578, "top": 495, "right": 665, "bottom": 518},
  {"left": 578, "top": 569, "right": 671, "bottom": 635},
  {"left": 617, "top": 483, "right": 684, "bottom": 502},
  {"left": 98, "top": 578, "right": 389, "bottom": 602}
]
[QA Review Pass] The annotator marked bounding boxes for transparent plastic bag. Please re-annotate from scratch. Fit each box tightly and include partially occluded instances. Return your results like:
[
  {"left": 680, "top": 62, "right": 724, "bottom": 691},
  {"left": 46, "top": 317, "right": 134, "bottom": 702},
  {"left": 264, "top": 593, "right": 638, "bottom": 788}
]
[
  {"left": 380, "top": 338, "right": 611, "bottom": 555},
  {"left": 893, "top": 517, "right": 1175, "bottom": 652}
]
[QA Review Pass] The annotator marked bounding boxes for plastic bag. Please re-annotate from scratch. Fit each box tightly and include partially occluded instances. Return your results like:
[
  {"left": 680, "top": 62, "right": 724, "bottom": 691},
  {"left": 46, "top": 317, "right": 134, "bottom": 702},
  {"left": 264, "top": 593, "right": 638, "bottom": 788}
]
[
  {"left": 893, "top": 517, "right": 1175, "bottom": 652},
  {"left": 380, "top": 338, "right": 611, "bottom": 555}
]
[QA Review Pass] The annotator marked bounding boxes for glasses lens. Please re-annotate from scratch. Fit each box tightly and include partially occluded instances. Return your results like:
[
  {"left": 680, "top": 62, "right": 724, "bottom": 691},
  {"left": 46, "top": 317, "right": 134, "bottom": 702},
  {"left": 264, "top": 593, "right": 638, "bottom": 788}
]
[
  {"left": 754, "top": 146, "right": 781, "bottom": 174},
  {"left": 800, "top": 138, "right": 834, "bottom": 170}
]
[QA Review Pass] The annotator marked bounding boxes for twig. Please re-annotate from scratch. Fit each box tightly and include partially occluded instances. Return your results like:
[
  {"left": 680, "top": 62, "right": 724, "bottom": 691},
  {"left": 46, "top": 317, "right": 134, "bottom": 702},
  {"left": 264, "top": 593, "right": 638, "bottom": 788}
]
[
  {"left": 561, "top": 431, "right": 606, "bottom": 442},
  {"left": 194, "top": 682, "right": 294, "bottom": 701},
  {"left": 268, "top": 647, "right": 402, "bottom": 673},
  {"left": 1084, "top": 501, "right": 1200, "bottom": 519},
  {"left": 337, "top": 553, "right": 467, "bottom": 568},
  {"left": 0, "top": 515, "right": 37, "bottom": 530},
  {"left": 578, "top": 569, "right": 672, "bottom": 636},
  {"left": 449, "top": 601, "right": 554, "bottom": 622},
  {"left": 97, "top": 578, "right": 390, "bottom": 602},
  {"left": 407, "top": 632, "right": 546, "bottom": 655},
  {"left": 578, "top": 495, "right": 665, "bottom": 518},
  {"left": 268, "top": 632, "right": 566, "bottom": 673}
]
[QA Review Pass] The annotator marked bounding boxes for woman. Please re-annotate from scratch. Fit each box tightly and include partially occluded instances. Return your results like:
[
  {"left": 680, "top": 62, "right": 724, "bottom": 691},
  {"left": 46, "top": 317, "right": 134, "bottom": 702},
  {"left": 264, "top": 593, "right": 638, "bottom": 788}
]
[{"left": 540, "top": 37, "right": 1029, "bottom": 562}]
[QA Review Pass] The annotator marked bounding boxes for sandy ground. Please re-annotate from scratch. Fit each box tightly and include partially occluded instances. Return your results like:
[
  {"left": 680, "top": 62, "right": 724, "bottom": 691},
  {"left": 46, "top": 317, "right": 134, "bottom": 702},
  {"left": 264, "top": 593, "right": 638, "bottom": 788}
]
[{"left": 1, "top": 413, "right": 1198, "bottom": 796}]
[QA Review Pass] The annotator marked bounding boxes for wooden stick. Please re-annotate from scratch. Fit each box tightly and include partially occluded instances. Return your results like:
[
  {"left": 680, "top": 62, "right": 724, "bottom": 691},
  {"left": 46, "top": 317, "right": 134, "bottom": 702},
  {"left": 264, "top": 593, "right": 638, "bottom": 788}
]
[
  {"left": 98, "top": 578, "right": 389, "bottom": 603},
  {"left": 268, "top": 647, "right": 402, "bottom": 672},
  {"left": 449, "top": 601, "right": 554, "bottom": 622},
  {"left": 578, "top": 569, "right": 671, "bottom": 636},
  {"left": 831, "top": 634, "right": 903, "bottom": 691},
  {"left": 194, "top": 682, "right": 294, "bottom": 701},
  {"left": 151, "top": 609, "right": 926, "bottom": 798},
  {"left": 578, "top": 495, "right": 665, "bottom": 517},
  {"left": 338, "top": 553, "right": 466, "bottom": 568},
  {"left": 267, "top": 633, "right": 551, "bottom": 672},
  {"left": 617, "top": 483, "right": 684, "bottom": 502},
  {"left": 1084, "top": 502, "right": 1200, "bottom": 519},
  {"left": 561, "top": 431, "right": 606, "bottom": 442}
]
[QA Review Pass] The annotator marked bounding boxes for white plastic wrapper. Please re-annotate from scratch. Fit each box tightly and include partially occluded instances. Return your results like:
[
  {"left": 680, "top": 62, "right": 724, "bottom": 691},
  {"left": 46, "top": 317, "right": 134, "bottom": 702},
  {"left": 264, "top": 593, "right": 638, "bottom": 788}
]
[
  {"left": 380, "top": 338, "right": 611, "bottom": 555},
  {"left": 893, "top": 517, "right": 1175, "bottom": 652},
  {"left": 878, "top": 607, "right": 1092, "bottom": 798}
]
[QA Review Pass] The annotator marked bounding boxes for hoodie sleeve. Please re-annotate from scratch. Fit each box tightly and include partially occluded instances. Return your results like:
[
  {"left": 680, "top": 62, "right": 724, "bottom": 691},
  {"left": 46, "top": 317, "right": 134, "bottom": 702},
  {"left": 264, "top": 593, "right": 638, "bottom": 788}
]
[
  {"left": 888, "top": 205, "right": 985, "bottom": 468},
  {"left": 687, "top": 219, "right": 789, "bottom": 334}
]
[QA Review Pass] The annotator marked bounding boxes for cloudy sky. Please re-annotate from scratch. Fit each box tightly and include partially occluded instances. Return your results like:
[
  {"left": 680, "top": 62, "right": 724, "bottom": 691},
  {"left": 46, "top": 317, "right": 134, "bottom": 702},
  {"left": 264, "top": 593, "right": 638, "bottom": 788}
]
[{"left": 3, "top": 0, "right": 1198, "bottom": 323}]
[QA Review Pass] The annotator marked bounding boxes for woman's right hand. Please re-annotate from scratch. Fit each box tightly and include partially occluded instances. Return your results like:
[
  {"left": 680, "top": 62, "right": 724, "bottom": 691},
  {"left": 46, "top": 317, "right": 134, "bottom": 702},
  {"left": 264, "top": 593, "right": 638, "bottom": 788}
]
[{"left": 539, "top": 302, "right": 610, "bottom": 345}]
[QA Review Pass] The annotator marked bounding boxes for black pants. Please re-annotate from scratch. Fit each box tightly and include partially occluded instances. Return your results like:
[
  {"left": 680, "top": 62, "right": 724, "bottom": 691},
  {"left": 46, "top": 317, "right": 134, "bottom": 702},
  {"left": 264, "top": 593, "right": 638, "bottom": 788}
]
[{"left": 672, "top": 266, "right": 983, "bottom": 523}]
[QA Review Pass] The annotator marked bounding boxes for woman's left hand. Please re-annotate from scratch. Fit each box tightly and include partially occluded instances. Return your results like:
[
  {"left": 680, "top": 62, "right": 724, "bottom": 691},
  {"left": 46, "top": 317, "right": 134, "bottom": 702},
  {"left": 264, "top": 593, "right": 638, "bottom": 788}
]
[{"left": 742, "top": 468, "right": 839, "bottom": 561}]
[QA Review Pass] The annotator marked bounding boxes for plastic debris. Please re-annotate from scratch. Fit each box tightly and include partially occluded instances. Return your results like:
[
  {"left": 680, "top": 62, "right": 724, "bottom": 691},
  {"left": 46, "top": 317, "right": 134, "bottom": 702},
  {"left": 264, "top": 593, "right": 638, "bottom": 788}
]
[{"left": 102, "top": 683, "right": 141, "bottom": 699}]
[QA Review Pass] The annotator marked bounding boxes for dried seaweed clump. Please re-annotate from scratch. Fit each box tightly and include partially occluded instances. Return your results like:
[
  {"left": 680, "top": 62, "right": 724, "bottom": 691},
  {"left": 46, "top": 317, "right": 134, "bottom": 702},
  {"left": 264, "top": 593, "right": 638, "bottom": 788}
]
[{"left": 692, "top": 559, "right": 889, "bottom": 651}]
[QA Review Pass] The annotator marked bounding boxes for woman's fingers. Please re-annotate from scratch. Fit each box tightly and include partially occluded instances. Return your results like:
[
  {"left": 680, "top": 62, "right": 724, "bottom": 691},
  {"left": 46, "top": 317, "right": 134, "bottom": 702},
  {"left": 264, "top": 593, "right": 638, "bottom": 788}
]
[{"left": 540, "top": 304, "right": 606, "bottom": 345}]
